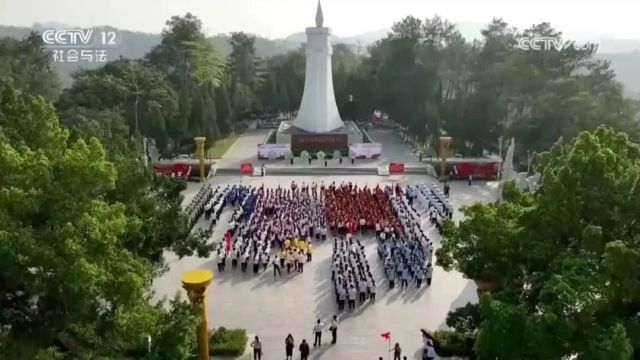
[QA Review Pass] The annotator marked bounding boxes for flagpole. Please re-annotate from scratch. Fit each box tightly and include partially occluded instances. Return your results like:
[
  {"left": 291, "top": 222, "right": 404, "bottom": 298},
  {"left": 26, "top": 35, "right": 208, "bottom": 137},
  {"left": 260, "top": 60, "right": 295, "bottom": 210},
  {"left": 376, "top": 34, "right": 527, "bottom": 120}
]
[{"left": 380, "top": 331, "right": 391, "bottom": 360}]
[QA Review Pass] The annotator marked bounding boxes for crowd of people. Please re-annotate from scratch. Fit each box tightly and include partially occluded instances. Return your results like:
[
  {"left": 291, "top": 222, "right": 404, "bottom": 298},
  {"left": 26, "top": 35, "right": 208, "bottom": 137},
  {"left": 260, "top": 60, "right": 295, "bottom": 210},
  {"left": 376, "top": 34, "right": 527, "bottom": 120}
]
[
  {"left": 203, "top": 186, "right": 230, "bottom": 235},
  {"left": 324, "top": 182, "right": 401, "bottom": 234},
  {"left": 213, "top": 184, "right": 324, "bottom": 277},
  {"left": 377, "top": 185, "right": 434, "bottom": 289},
  {"left": 204, "top": 183, "right": 441, "bottom": 291},
  {"left": 407, "top": 183, "right": 453, "bottom": 234},
  {"left": 251, "top": 314, "right": 341, "bottom": 360},
  {"left": 183, "top": 180, "right": 453, "bottom": 360},
  {"left": 332, "top": 236, "right": 376, "bottom": 310},
  {"left": 185, "top": 183, "right": 213, "bottom": 228},
  {"left": 250, "top": 323, "right": 437, "bottom": 360}
]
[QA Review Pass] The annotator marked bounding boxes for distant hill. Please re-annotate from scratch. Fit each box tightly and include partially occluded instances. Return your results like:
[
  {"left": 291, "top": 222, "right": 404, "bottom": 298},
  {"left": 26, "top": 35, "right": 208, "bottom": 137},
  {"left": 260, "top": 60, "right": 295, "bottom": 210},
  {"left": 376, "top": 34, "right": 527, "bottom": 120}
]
[
  {"left": 284, "top": 28, "right": 390, "bottom": 46},
  {"left": 1, "top": 23, "right": 638, "bottom": 97},
  {"left": 0, "top": 25, "right": 300, "bottom": 86},
  {"left": 597, "top": 38, "right": 640, "bottom": 53},
  {"left": 0, "top": 25, "right": 32, "bottom": 38},
  {"left": 0, "top": 25, "right": 162, "bottom": 86},
  {"left": 597, "top": 51, "right": 640, "bottom": 96}
]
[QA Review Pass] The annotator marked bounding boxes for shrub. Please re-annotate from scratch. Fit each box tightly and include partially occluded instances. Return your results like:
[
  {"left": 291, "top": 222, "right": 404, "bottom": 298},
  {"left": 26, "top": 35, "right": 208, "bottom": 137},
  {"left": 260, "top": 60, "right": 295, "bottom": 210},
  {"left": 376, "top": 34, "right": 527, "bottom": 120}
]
[
  {"left": 446, "top": 303, "right": 482, "bottom": 334},
  {"left": 209, "top": 327, "right": 247, "bottom": 357},
  {"left": 433, "top": 330, "right": 475, "bottom": 357}
]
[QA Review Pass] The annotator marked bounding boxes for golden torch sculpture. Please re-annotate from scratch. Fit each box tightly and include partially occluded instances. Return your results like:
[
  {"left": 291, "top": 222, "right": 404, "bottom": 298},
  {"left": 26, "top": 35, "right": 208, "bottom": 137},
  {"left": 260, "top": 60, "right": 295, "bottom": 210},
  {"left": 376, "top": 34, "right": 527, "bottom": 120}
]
[
  {"left": 182, "top": 270, "right": 214, "bottom": 360},
  {"left": 194, "top": 137, "right": 207, "bottom": 182},
  {"left": 439, "top": 136, "right": 452, "bottom": 181}
]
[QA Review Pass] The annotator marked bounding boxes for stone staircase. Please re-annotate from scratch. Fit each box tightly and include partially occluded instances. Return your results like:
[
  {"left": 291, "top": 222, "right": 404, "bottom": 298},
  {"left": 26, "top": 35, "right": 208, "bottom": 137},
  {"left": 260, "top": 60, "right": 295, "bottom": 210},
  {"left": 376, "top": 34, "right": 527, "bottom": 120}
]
[{"left": 213, "top": 166, "right": 433, "bottom": 176}]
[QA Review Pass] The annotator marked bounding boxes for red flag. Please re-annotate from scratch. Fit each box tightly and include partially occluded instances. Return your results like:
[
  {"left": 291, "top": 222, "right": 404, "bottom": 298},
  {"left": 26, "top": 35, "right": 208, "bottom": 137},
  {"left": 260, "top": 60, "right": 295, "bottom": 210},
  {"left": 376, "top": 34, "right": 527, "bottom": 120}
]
[
  {"left": 225, "top": 231, "right": 232, "bottom": 252},
  {"left": 380, "top": 332, "right": 391, "bottom": 340}
]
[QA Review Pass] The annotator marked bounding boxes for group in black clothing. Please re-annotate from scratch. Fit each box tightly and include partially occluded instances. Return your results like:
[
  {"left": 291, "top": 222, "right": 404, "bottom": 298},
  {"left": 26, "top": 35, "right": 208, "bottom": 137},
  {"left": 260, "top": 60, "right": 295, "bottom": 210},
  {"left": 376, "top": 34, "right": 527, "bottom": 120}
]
[{"left": 284, "top": 334, "right": 310, "bottom": 360}]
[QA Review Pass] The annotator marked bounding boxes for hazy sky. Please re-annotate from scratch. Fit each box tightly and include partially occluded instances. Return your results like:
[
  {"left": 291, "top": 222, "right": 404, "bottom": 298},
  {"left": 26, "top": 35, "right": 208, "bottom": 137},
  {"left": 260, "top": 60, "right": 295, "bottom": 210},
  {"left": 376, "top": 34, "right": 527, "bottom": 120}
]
[{"left": 1, "top": 0, "right": 638, "bottom": 39}]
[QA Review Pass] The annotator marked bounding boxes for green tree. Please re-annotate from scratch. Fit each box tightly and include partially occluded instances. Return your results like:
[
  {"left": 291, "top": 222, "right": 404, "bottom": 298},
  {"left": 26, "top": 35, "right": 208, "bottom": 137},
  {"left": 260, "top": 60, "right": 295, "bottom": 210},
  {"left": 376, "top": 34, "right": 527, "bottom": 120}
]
[
  {"left": 259, "top": 48, "right": 305, "bottom": 114},
  {"left": 332, "top": 44, "right": 362, "bottom": 120},
  {"left": 147, "top": 13, "right": 225, "bottom": 151},
  {"left": 58, "top": 106, "right": 213, "bottom": 265},
  {"left": 228, "top": 32, "right": 265, "bottom": 119},
  {"left": 0, "top": 83, "right": 200, "bottom": 358},
  {"left": 344, "top": 16, "right": 639, "bottom": 158},
  {"left": 215, "top": 78, "right": 233, "bottom": 135},
  {"left": 438, "top": 126, "right": 640, "bottom": 358},
  {"left": 57, "top": 59, "right": 178, "bottom": 152},
  {"left": 0, "top": 32, "right": 61, "bottom": 100},
  {"left": 502, "top": 23, "right": 639, "bottom": 158},
  {"left": 58, "top": 107, "right": 133, "bottom": 155}
]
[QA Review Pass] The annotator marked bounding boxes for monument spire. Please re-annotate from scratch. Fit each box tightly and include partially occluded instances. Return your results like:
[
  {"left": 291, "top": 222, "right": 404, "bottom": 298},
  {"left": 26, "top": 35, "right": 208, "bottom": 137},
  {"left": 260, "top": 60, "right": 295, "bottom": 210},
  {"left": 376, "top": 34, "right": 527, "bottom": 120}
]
[
  {"left": 315, "top": 0, "right": 324, "bottom": 27},
  {"left": 292, "top": 0, "right": 344, "bottom": 133}
]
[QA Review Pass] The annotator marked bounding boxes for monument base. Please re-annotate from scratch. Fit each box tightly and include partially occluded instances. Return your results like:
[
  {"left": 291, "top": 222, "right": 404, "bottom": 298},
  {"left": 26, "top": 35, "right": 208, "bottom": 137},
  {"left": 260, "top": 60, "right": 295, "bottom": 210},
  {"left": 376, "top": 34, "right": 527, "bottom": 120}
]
[{"left": 276, "top": 120, "right": 364, "bottom": 156}]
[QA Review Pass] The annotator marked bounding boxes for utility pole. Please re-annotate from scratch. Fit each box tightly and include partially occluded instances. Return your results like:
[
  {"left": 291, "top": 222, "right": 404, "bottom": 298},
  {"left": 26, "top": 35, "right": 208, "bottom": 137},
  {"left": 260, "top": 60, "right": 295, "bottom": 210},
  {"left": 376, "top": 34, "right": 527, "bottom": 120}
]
[{"left": 142, "top": 137, "right": 148, "bottom": 168}]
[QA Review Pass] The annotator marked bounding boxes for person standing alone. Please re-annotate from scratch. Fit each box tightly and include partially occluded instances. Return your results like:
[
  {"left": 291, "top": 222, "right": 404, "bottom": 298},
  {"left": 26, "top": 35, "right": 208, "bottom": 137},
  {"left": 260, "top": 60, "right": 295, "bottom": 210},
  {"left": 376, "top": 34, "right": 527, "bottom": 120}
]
[
  {"left": 250, "top": 336, "right": 262, "bottom": 360},
  {"left": 272, "top": 254, "right": 281, "bottom": 277},
  {"left": 330, "top": 315, "right": 339, "bottom": 344},
  {"left": 307, "top": 241, "right": 313, "bottom": 261},
  {"left": 313, "top": 318, "right": 324, "bottom": 347},
  {"left": 297, "top": 250, "right": 305, "bottom": 273},
  {"left": 299, "top": 339, "right": 310, "bottom": 360},
  {"left": 285, "top": 334, "right": 294, "bottom": 360},
  {"left": 390, "top": 342, "right": 401, "bottom": 360}
]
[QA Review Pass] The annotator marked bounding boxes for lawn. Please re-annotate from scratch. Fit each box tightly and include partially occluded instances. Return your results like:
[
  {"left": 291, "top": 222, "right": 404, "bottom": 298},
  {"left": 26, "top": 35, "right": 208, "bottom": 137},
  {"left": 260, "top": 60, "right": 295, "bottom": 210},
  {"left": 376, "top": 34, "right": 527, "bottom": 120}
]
[{"left": 207, "top": 135, "right": 238, "bottom": 159}]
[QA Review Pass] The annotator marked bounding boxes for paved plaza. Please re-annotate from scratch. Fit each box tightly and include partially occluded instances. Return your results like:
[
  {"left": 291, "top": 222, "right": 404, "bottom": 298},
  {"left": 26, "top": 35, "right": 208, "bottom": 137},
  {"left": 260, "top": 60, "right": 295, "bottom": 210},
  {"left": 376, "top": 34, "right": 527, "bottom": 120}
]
[{"left": 153, "top": 174, "right": 499, "bottom": 359}]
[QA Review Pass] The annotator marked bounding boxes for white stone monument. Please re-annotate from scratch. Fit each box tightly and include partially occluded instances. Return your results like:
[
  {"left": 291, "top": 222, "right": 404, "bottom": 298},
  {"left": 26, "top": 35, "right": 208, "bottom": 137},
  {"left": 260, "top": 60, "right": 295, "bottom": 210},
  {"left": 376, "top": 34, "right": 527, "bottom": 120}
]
[
  {"left": 292, "top": 1, "right": 344, "bottom": 133},
  {"left": 273, "top": 1, "right": 363, "bottom": 154}
]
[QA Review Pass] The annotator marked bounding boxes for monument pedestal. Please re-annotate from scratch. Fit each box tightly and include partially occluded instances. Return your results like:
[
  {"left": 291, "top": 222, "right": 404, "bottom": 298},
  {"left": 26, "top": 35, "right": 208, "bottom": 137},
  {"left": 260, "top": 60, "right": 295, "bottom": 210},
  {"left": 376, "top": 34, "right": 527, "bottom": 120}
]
[{"left": 276, "top": 120, "right": 363, "bottom": 156}]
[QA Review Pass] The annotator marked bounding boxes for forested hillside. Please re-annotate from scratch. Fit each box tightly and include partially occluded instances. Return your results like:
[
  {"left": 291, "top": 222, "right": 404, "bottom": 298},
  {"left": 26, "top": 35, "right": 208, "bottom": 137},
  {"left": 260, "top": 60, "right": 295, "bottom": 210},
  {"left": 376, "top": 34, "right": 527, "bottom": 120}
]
[{"left": 3, "top": 24, "right": 639, "bottom": 95}]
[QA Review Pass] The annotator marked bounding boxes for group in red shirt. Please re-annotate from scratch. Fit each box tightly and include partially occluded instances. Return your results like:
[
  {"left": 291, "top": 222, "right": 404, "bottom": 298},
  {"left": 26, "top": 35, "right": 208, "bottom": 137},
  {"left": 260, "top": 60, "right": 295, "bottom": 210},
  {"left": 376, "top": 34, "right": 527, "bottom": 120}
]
[{"left": 324, "top": 183, "right": 400, "bottom": 234}]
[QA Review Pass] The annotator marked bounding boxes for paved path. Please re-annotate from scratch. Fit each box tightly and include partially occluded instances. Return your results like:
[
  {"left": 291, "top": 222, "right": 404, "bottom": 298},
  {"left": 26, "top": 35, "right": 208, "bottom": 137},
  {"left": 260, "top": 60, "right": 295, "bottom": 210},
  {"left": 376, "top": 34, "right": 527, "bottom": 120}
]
[
  {"left": 366, "top": 129, "right": 422, "bottom": 167},
  {"left": 214, "top": 129, "right": 270, "bottom": 169},
  {"left": 157, "top": 175, "right": 498, "bottom": 360}
]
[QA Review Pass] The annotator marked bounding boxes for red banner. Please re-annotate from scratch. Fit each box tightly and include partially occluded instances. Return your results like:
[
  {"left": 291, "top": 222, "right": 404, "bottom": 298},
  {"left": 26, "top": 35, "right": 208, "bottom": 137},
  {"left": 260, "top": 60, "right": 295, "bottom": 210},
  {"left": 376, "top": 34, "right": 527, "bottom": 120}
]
[
  {"left": 389, "top": 163, "right": 405, "bottom": 174},
  {"left": 291, "top": 134, "right": 348, "bottom": 153},
  {"left": 240, "top": 163, "right": 253, "bottom": 175},
  {"left": 152, "top": 163, "right": 192, "bottom": 178},
  {"left": 453, "top": 162, "right": 500, "bottom": 179}
]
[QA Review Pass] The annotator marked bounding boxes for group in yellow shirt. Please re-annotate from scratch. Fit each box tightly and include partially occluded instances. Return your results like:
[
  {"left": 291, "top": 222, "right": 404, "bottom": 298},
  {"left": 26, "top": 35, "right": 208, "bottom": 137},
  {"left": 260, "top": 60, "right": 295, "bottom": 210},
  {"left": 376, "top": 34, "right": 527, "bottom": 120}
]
[{"left": 281, "top": 237, "right": 314, "bottom": 264}]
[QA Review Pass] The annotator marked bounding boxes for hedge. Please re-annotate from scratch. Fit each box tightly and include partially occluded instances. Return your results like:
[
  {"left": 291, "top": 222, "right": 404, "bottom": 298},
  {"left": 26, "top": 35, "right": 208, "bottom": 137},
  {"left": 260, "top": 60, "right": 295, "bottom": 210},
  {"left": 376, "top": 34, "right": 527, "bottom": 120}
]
[
  {"left": 209, "top": 327, "right": 247, "bottom": 357},
  {"left": 433, "top": 330, "right": 475, "bottom": 358}
]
